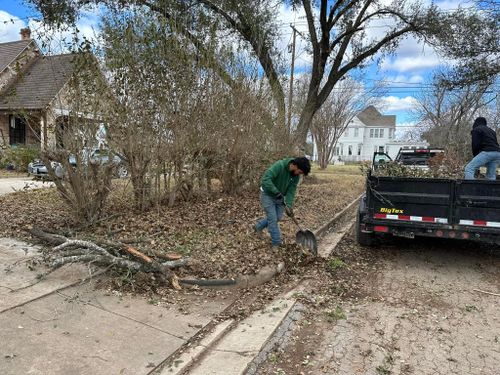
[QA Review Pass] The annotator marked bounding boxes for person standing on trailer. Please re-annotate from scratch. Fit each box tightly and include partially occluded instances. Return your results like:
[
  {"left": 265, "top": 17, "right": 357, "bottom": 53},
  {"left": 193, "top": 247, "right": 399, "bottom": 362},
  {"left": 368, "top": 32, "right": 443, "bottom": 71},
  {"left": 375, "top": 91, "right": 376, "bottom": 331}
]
[{"left": 464, "top": 117, "right": 500, "bottom": 180}]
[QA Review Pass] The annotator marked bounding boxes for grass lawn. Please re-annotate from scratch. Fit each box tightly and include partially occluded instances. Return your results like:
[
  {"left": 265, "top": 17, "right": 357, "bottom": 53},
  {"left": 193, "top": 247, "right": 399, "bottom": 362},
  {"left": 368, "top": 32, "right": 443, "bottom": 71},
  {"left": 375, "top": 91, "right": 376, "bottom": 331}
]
[
  {"left": 0, "top": 170, "right": 27, "bottom": 178},
  {"left": 311, "top": 163, "right": 364, "bottom": 176}
]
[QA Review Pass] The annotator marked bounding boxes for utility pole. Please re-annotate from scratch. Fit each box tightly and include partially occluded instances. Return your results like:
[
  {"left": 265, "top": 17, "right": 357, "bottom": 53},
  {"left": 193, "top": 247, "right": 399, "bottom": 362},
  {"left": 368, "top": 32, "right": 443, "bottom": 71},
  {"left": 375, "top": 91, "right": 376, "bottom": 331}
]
[{"left": 287, "top": 24, "right": 297, "bottom": 132}]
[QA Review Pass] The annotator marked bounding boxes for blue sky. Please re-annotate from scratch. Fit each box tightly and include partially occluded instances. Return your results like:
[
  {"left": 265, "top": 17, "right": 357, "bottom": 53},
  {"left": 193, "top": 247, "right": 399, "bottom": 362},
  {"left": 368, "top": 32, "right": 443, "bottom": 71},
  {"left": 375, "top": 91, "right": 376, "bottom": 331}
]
[{"left": 0, "top": 0, "right": 470, "bottom": 133}]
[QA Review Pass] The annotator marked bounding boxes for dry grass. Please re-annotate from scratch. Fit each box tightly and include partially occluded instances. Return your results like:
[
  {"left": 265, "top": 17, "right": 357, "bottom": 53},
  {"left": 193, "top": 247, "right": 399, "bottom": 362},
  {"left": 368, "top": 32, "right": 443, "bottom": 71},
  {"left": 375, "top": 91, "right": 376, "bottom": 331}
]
[{"left": 0, "top": 170, "right": 27, "bottom": 178}]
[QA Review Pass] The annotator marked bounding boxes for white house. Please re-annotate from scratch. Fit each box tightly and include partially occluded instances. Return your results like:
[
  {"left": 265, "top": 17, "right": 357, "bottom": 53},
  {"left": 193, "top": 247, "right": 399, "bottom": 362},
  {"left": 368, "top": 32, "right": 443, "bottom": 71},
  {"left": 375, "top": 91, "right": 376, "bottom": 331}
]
[{"left": 319, "top": 106, "right": 427, "bottom": 163}]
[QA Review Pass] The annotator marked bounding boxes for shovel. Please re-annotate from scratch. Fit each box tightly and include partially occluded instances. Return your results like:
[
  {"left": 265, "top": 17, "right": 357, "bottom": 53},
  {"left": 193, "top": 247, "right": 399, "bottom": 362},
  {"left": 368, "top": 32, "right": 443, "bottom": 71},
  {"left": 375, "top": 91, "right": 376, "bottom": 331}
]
[{"left": 284, "top": 204, "right": 318, "bottom": 256}]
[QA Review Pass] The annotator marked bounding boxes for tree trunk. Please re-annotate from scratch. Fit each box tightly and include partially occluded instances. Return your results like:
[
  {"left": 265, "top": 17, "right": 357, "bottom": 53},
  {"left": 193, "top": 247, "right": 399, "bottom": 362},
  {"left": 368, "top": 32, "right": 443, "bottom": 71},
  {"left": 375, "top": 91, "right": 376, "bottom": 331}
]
[{"left": 295, "top": 101, "right": 318, "bottom": 150}]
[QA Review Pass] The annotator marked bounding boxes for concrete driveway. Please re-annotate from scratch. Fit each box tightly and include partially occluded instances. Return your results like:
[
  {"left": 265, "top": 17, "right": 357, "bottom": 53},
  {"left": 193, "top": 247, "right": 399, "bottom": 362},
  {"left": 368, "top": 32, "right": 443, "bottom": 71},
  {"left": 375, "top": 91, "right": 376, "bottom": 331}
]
[{"left": 0, "top": 177, "right": 53, "bottom": 196}]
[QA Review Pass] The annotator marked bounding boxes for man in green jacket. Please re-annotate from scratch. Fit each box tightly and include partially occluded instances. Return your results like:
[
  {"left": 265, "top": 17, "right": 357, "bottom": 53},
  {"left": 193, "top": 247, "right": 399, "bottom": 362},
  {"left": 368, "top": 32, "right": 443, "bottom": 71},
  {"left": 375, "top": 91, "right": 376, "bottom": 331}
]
[{"left": 254, "top": 157, "right": 311, "bottom": 248}]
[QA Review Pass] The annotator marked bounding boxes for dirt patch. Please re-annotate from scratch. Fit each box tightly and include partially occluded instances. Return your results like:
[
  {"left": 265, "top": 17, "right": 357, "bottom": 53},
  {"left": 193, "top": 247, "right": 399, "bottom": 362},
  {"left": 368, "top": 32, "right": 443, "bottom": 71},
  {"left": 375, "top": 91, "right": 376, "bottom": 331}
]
[{"left": 257, "top": 232, "right": 500, "bottom": 375}]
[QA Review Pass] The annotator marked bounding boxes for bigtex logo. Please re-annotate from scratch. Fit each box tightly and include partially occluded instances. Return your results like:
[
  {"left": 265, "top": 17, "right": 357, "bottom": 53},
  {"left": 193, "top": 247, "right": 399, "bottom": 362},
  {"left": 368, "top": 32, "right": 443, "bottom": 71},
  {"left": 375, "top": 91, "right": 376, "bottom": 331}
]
[{"left": 379, "top": 207, "right": 404, "bottom": 214}]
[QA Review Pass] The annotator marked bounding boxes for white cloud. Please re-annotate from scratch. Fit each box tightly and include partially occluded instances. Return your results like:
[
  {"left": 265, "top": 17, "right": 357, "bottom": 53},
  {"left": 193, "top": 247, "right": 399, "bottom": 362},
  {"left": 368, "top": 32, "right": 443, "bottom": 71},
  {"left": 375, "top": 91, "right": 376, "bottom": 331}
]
[
  {"left": 28, "top": 8, "right": 101, "bottom": 54},
  {"left": 0, "top": 10, "right": 26, "bottom": 43},
  {"left": 380, "top": 95, "right": 418, "bottom": 111},
  {"left": 381, "top": 55, "right": 442, "bottom": 73},
  {"left": 0, "top": 7, "right": 101, "bottom": 50},
  {"left": 383, "top": 74, "right": 424, "bottom": 86},
  {"left": 275, "top": 4, "right": 313, "bottom": 71}
]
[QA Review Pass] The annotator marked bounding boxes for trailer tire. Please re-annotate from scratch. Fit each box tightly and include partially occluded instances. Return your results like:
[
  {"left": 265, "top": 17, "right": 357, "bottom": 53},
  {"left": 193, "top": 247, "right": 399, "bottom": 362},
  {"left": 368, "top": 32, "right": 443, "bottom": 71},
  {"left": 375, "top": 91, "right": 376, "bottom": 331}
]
[{"left": 356, "top": 212, "right": 376, "bottom": 247}]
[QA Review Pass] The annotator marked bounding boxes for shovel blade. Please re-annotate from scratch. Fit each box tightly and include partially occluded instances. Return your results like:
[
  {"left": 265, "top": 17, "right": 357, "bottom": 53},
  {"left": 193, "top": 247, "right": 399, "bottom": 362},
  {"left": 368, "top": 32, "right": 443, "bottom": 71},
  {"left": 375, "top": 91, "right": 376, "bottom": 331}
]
[{"left": 296, "top": 229, "right": 318, "bottom": 256}]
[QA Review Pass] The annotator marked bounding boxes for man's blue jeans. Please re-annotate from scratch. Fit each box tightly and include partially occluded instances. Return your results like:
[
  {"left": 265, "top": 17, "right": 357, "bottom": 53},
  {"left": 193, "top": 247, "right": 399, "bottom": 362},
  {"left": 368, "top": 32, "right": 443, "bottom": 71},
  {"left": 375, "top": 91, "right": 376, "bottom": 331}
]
[
  {"left": 255, "top": 191, "right": 284, "bottom": 246},
  {"left": 464, "top": 151, "right": 500, "bottom": 180}
]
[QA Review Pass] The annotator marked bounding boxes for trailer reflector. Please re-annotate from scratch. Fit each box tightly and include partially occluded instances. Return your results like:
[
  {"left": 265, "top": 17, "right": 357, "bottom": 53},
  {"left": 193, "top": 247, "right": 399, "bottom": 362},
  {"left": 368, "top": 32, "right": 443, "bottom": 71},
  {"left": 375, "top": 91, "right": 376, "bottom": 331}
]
[
  {"left": 459, "top": 219, "right": 500, "bottom": 227},
  {"left": 374, "top": 213, "right": 448, "bottom": 224},
  {"left": 374, "top": 226, "right": 389, "bottom": 233}
]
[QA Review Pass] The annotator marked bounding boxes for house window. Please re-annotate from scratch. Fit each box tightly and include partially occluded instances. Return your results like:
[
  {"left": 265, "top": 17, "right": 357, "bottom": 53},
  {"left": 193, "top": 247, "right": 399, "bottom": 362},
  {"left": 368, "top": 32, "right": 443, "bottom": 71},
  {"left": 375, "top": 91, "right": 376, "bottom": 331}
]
[
  {"left": 344, "top": 128, "right": 349, "bottom": 137},
  {"left": 374, "top": 129, "right": 380, "bottom": 138},
  {"left": 357, "top": 144, "right": 362, "bottom": 156},
  {"left": 348, "top": 145, "right": 353, "bottom": 155},
  {"left": 9, "top": 116, "right": 26, "bottom": 145},
  {"left": 370, "top": 129, "right": 374, "bottom": 138},
  {"left": 379, "top": 146, "right": 385, "bottom": 153},
  {"left": 380, "top": 129, "right": 384, "bottom": 138},
  {"left": 354, "top": 128, "right": 359, "bottom": 137}
]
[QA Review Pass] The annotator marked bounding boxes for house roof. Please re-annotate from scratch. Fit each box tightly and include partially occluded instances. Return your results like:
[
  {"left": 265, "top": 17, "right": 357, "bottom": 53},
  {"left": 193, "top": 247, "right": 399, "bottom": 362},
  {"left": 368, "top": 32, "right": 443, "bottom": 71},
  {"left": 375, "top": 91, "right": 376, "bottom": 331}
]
[
  {"left": 0, "top": 54, "right": 75, "bottom": 111},
  {"left": 357, "top": 105, "right": 396, "bottom": 127},
  {"left": 0, "top": 40, "right": 32, "bottom": 74}
]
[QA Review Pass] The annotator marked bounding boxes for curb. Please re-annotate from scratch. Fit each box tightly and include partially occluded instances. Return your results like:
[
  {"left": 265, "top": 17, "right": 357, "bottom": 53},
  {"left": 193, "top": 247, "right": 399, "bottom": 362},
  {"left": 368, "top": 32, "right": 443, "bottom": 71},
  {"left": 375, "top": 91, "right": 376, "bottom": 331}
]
[
  {"left": 313, "top": 193, "right": 363, "bottom": 238},
  {"left": 160, "top": 319, "right": 235, "bottom": 375}
]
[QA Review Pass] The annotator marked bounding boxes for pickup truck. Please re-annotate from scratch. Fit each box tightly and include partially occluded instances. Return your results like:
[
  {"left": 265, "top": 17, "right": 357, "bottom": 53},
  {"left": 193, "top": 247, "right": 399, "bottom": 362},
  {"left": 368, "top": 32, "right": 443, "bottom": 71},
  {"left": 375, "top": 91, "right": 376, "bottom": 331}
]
[
  {"left": 357, "top": 151, "right": 500, "bottom": 246},
  {"left": 373, "top": 147, "right": 444, "bottom": 170}
]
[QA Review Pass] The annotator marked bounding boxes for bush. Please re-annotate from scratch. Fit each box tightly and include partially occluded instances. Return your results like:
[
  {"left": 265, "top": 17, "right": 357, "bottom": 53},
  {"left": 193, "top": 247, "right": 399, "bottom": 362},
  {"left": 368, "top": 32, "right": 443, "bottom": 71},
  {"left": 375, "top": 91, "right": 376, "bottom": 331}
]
[{"left": 1, "top": 146, "right": 40, "bottom": 172}]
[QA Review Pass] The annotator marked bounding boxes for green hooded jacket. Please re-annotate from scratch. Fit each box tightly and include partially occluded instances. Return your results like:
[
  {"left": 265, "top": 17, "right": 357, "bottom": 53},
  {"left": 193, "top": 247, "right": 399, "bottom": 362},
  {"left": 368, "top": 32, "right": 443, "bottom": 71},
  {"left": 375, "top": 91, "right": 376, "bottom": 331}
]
[{"left": 261, "top": 158, "right": 300, "bottom": 207}]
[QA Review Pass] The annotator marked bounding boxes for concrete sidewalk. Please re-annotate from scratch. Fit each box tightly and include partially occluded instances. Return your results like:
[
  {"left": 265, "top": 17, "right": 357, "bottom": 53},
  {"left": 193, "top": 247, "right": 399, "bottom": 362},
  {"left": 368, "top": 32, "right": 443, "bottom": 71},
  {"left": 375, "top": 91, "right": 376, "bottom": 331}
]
[
  {"left": 0, "top": 177, "right": 53, "bottom": 196},
  {"left": 0, "top": 238, "right": 234, "bottom": 375}
]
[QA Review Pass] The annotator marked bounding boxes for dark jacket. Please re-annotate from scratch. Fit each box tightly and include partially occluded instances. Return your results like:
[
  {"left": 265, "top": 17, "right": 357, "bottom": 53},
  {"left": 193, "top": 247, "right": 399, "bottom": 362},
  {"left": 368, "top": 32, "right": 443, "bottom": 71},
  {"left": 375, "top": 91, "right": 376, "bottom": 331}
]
[
  {"left": 471, "top": 123, "right": 500, "bottom": 156},
  {"left": 261, "top": 158, "right": 300, "bottom": 207}
]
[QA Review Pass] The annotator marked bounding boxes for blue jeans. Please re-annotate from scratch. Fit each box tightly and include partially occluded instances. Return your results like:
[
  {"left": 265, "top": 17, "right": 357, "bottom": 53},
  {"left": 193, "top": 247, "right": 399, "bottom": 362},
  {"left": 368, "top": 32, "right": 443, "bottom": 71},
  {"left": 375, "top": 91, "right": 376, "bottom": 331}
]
[
  {"left": 255, "top": 191, "right": 284, "bottom": 246},
  {"left": 464, "top": 151, "right": 500, "bottom": 180}
]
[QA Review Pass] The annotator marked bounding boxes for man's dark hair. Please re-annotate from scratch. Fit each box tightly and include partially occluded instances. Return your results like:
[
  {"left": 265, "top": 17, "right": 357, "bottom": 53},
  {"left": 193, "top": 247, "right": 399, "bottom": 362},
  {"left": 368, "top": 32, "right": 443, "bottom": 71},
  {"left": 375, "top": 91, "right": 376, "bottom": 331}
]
[
  {"left": 473, "top": 117, "right": 487, "bottom": 127},
  {"left": 292, "top": 157, "right": 311, "bottom": 176}
]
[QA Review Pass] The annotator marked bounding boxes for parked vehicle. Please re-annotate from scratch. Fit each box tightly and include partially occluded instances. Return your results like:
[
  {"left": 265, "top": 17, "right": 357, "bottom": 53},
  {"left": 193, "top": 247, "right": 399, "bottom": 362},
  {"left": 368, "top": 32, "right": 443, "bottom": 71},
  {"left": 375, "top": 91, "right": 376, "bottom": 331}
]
[
  {"left": 28, "top": 149, "right": 128, "bottom": 179},
  {"left": 28, "top": 160, "right": 64, "bottom": 179},
  {"left": 373, "top": 147, "right": 444, "bottom": 171},
  {"left": 357, "top": 151, "right": 500, "bottom": 246}
]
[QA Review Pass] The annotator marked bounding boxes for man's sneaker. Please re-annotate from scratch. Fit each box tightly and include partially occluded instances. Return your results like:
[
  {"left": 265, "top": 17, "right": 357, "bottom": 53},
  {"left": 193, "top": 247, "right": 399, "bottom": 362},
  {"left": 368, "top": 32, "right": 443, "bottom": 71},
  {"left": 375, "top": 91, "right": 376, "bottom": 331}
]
[
  {"left": 253, "top": 225, "right": 264, "bottom": 239},
  {"left": 271, "top": 244, "right": 283, "bottom": 252}
]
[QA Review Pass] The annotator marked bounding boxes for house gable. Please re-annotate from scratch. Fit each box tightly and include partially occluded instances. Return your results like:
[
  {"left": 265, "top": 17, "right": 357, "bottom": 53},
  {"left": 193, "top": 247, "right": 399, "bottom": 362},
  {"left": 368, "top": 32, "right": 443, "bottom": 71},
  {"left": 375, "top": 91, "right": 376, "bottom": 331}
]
[
  {"left": 0, "top": 40, "right": 40, "bottom": 94},
  {"left": 357, "top": 105, "right": 396, "bottom": 127},
  {"left": 0, "top": 54, "right": 75, "bottom": 111}
]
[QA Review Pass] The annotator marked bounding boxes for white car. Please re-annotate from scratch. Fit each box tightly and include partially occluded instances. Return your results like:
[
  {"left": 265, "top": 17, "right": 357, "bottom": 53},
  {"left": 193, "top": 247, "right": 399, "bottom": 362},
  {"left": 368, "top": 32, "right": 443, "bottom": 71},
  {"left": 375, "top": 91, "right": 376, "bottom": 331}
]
[{"left": 28, "top": 149, "right": 128, "bottom": 179}]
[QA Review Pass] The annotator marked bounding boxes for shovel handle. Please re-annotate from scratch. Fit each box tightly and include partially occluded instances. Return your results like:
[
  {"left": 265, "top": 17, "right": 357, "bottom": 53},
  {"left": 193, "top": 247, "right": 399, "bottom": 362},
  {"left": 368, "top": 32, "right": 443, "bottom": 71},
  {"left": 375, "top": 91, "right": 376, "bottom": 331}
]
[
  {"left": 285, "top": 204, "right": 303, "bottom": 231},
  {"left": 291, "top": 216, "right": 303, "bottom": 231}
]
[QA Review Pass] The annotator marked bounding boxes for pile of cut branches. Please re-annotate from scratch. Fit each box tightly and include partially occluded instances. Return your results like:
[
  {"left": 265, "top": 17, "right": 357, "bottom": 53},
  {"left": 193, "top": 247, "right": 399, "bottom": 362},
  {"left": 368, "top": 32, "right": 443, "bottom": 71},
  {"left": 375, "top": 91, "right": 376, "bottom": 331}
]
[
  {"left": 29, "top": 228, "right": 188, "bottom": 289},
  {"left": 372, "top": 153, "right": 465, "bottom": 179}
]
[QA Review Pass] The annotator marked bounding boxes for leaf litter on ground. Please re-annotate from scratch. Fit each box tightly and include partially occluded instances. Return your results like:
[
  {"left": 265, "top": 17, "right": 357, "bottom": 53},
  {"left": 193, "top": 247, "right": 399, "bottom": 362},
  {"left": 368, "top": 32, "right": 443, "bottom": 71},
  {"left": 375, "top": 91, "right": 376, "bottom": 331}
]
[{"left": 0, "top": 174, "right": 365, "bottom": 305}]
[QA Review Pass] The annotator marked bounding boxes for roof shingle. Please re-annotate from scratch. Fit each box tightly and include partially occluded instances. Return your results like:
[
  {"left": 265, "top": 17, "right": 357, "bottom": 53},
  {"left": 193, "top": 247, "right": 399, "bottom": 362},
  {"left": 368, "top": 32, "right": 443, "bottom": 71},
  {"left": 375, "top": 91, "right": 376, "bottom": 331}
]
[
  {"left": 0, "top": 40, "right": 32, "bottom": 73},
  {"left": 357, "top": 105, "right": 395, "bottom": 127},
  {"left": 0, "top": 54, "right": 75, "bottom": 110}
]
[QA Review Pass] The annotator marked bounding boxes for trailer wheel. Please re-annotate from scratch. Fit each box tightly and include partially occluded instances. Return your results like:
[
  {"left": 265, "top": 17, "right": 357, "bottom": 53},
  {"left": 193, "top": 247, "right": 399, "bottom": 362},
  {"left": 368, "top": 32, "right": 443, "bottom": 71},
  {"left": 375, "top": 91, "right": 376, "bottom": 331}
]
[{"left": 356, "top": 213, "right": 376, "bottom": 247}]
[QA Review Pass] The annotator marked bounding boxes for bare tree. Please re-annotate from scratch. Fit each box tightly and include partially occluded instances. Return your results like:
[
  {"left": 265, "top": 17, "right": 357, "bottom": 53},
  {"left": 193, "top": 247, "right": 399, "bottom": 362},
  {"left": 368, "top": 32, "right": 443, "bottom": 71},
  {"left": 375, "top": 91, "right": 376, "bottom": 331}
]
[
  {"left": 295, "top": 75, "right": 381, "bottom": 168},
  {"left": 416, "top": 78, "right": 495, "bottom": 162}
]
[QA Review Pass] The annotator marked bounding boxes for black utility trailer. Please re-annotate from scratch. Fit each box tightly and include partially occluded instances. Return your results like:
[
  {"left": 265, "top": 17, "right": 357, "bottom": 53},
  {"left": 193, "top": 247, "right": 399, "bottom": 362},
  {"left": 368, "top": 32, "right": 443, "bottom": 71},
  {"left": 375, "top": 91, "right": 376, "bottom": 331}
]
[{"left": 357, "top": 172, "right": 500, "bottom": 246}]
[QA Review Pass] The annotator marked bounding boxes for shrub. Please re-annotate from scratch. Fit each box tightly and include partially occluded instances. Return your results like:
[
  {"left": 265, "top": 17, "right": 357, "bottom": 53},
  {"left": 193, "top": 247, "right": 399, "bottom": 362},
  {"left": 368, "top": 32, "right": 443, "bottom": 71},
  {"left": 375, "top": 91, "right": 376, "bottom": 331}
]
[{"left": 1, "top": 146, "right": 40, "bottom": 172}]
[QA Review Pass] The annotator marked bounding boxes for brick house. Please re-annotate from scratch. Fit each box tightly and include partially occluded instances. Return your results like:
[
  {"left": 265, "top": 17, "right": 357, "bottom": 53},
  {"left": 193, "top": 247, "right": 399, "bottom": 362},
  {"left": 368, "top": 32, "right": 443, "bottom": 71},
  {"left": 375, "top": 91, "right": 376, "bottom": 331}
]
[{"left": 0, "top": 28, "right": 74, "bottom": 150}]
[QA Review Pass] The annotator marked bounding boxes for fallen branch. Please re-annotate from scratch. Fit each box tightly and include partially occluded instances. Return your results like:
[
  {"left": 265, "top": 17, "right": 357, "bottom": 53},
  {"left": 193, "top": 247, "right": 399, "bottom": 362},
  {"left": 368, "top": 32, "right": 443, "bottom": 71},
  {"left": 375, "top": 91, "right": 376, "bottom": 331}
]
[
  {"left": 29, "top": 228, "right": 184, "bottom": 290},
  {"left": 124, "top": 246, "right": 153, "bottom": 263},
  {"left": 161, "top": 258, "right": 190, "bottom": 268},
  {"left": 54, "top": 240, "right": 113, "bottom": 257},
  {"left": 473, "top": 288, "right": 500, "bottom": 297}
]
